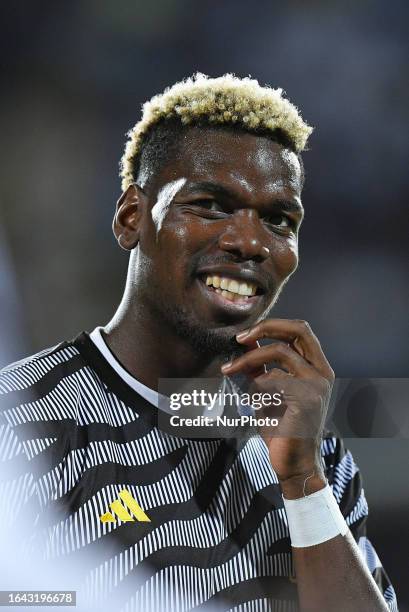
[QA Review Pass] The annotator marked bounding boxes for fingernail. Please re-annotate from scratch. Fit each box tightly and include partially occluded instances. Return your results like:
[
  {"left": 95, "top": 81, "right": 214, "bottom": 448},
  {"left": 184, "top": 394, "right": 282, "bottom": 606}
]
[
  {"left": 221, "top": 361, "right": 233, "bottom": 372},
  {"left": 236, "top": 329, "right": 250, "bottom": 341}
]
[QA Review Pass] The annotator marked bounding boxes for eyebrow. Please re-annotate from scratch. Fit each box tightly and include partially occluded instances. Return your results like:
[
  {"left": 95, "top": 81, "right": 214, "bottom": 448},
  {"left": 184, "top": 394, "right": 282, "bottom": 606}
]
[
  {"left": 179, "top": 181, "right": 304, "bottom": 216},
  {"left": 180, "top": 181, "right": 233, "bottom": 199}
]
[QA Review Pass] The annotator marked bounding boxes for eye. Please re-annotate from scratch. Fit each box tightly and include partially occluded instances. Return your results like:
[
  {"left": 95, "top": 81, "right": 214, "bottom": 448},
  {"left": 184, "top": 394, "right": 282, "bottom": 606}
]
[
  {"left": 191, "top": 199, "right": 223, "bottom": 212},
  {"left": 184, "top": 199, "right": 227, "bottom": 219},
  {"left": 264, "top": 214, "right": 293, "bottom": 229}
]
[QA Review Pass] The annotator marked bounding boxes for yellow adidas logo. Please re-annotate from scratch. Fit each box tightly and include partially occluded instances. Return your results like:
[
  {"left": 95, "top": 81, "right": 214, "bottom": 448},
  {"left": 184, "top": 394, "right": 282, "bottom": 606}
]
[{"left": 100, "top": 488, "right": 151, "bottom": 523}]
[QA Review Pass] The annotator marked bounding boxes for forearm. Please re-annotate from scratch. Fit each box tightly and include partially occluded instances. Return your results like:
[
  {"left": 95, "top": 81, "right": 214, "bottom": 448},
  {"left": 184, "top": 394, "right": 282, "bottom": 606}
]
[
  {"left": 229, "top": 321, "right": 391, "bottom": 610},
  {"left": 281, "top": 474, "right": 389, "bottom": 612},
  {"left": 293, "top": 531, "right": 389, "bottom": 611}
]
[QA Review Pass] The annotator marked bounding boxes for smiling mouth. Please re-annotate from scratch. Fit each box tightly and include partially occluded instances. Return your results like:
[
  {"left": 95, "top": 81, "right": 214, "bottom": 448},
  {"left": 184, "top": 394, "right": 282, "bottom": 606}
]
[{"left": 200, "top": 274, "right": 263, "bottom": 304}]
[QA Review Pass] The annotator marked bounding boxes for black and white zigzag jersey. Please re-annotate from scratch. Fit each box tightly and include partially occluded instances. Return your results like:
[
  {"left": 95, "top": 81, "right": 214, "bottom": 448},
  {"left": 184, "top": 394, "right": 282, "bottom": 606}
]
[{"left": 0, "top": 332, "right": 398, "bottom": 611}]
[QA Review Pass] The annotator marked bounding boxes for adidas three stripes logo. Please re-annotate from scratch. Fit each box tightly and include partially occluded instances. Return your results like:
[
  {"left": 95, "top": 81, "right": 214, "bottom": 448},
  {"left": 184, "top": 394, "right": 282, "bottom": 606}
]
[{"left": 100, "top": 489, "right": 151, "bottom": 523}]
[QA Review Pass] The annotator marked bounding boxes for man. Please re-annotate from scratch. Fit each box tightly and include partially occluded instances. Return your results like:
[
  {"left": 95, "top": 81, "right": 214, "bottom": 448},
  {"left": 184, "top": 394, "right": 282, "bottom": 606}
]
[{"left": 0, "top": 73, "right": 397, "bottom": 611}]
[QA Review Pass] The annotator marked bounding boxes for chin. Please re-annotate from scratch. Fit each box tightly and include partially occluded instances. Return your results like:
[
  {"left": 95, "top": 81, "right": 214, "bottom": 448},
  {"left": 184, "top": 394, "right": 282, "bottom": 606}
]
[
  {"left": 157, "top": 300, "right": 253, "bottom": 357},
  {"left": 176, "top": 312, "right": 244, "bottom": 357},
  {"left": 189, "top": 328, "right": 244, "bottom": 359}
]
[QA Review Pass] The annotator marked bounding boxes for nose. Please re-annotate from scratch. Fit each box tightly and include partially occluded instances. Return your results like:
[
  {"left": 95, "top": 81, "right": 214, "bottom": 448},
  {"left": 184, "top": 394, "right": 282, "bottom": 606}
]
[{"left": 217, "top": 209, "right": 271, "bottom": 262}]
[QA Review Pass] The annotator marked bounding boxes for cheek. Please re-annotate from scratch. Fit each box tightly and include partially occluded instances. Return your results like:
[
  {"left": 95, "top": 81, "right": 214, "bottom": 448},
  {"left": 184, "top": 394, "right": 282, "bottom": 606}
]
[
  {"left": 273, "top": 236, "right": 299, "bottom": 277},
  {"left": 173, "top": 224, "right": 191, "bottom": 241},
  {"left": 287, "top": 235, "right": 299, "bottom": 261},
  {"left": 160, "top": 212, "right": 210, "bottom": 255},
  {"left": 153, "top": 223, "right": 197, "bottom": 285}
]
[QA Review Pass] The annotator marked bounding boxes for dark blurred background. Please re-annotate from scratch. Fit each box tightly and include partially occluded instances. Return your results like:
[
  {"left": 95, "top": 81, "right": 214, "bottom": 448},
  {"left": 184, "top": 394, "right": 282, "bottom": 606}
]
[{"left": 0, "top": 0, "right": 408, "bottom": 607}]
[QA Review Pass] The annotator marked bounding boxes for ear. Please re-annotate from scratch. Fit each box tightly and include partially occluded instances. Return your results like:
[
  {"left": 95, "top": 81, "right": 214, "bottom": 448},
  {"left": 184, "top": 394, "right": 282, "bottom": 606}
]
[{"left": 112, "top": 184, "right": 145, "bottom": 251}]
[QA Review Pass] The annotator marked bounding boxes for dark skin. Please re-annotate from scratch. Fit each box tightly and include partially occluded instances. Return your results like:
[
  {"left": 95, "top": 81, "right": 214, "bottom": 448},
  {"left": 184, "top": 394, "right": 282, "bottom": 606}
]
[{"left": 104, "top": 127, "right": 388, "bottom": 611}]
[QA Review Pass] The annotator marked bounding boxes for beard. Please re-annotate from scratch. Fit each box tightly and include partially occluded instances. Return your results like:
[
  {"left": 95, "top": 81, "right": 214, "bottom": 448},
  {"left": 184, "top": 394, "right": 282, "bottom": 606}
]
[
  {"left": 151, "top": 299, "right": 284, "bottom": 369},
  {"left": 149, "top": 296, "right": 248, "bottom": 360},
  {"left": 144, "top": 284, "right": 283, "bottom": 363}
]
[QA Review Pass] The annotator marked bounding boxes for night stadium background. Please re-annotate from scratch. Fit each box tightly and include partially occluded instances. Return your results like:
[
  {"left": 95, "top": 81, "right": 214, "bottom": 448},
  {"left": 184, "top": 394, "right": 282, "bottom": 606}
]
[{"left": 0, "top": 1, "right": 408, "bottom": 608}]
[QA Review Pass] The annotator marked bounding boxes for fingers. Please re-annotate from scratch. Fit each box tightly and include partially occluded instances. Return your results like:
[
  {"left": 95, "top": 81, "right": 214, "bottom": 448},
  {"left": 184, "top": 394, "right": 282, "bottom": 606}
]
[
  {"left": 222, "top": 341, "right": 316, "bottom": 379},
  {"left": 235, "top": 319, "right": 334, "bottom": 380},
  {"left": 242, "top": 339, "right": 266, "bottom": 377}
]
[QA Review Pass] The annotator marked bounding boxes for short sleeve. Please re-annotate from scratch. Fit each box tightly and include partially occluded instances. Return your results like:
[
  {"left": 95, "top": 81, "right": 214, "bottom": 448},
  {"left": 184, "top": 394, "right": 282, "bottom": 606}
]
[{"left": 321, "top": 435, "right": 398, "bottom": 611}]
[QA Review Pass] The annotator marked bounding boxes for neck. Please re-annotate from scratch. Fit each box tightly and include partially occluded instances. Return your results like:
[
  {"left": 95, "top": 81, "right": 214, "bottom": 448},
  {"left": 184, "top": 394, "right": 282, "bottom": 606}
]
[{"left": 103, "top": 296, "right": 227, "bottom": 393}]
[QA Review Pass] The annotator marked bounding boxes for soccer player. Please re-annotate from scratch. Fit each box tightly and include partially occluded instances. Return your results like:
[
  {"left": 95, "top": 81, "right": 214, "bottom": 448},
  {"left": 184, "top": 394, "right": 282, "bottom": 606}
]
[{"left": 0, "top": 74, "right": 398, "bottom": 611}]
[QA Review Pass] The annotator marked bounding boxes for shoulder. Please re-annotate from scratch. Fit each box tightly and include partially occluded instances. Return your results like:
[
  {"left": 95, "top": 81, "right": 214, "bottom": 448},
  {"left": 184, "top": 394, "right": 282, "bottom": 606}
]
[
  {"left": 320, "top": 434, "right": 364, "bottom": 506},
  {"left": 320, "top": 433, "right": 362, "bottom": 496},
  {"left": 321, "top": 432, "right": 368, "bottom": 535},
  {"left": 0, "top": 336, "right": 91, "bottom": 467},
  {"left": 0, "top": 340, "right": 82, "bottom": 396},
  {"left": 0, "top": 337, "right": 90, "bottom": 435},
  {"left": 320, "top": 432, "right": 354, "bottom": 469}
]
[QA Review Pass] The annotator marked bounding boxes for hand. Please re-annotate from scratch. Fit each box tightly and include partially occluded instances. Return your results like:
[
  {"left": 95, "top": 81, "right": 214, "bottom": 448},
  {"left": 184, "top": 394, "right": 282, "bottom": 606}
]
[{"left": 221, "top": 319, "right": 335, "bottom": 498}]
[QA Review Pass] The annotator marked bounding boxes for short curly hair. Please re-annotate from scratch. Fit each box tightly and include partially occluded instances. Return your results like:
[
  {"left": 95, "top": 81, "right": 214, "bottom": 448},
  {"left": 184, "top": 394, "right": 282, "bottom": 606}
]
[{"left": 119, "top": 72, "right": 313, "bottom": 192}]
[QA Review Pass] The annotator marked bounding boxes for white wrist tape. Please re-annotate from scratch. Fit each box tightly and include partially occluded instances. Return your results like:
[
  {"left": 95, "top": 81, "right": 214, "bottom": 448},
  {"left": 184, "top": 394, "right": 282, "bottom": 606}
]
[{"left": 283, "top": 483, "right": 348, "bottom": 548}]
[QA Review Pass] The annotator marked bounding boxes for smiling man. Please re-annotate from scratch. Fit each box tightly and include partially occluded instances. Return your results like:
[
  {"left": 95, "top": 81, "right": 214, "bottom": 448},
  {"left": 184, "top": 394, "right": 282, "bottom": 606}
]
[{"left": 0, "top": 74, "right": 397, "bottom": 611}]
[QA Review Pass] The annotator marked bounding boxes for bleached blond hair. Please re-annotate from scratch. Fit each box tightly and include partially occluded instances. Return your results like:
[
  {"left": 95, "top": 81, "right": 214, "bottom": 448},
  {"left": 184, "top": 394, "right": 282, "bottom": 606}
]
[{"left": 120, "top": 72, "right": 313, "bottom": 191}]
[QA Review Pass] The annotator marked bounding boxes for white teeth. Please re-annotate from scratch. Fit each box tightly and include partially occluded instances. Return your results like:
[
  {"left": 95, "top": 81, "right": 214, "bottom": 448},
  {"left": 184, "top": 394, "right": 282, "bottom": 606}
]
[
  {"left": 228, "top": 279, "right": 239, "bottom": 293},
  {"left": 221, "top": 290, "right": 233, "bottom": 301},
  {"left": 238, "top": 282, "right": 251, "bottom": 296},
  {"left": 204, "top": 274, "right": 257, "bottom": 295},
  {"left": 203, "top": 274, "right": 258, "bottom": 299}
]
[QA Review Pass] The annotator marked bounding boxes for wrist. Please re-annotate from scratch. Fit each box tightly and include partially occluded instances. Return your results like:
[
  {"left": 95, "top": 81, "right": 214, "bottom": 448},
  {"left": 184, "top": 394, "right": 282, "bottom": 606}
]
[{"left": 279, "top": 468, "right": 327, "bottom": 500}]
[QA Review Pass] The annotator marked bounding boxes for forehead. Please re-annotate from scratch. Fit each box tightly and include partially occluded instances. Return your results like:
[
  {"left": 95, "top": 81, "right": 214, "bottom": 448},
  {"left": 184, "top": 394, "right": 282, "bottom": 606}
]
[{"left": 151, "top": 127, "right": 302, "bottom": 202}]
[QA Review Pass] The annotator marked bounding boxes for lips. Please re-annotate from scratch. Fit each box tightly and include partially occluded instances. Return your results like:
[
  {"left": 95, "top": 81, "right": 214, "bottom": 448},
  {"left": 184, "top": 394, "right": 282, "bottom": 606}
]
[
  {"left": 194, "top": 264, "right": 269, "bottom": 318},
  {"left": 196, "top": 277, "right": 264, "bottom": 317},
  {"left": 196, "top": 264, "right": 268, "bottom": 295}
]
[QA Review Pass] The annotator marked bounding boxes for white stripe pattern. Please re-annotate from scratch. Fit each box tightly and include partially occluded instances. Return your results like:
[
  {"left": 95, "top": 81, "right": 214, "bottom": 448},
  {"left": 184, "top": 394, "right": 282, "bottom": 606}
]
[
  {"left": 0, "top": 340, "right": 398, "bottom": 612},
  {"left": 0, "top": 345, "right": 77, "bottom": 393},
  {"left": 346, "top": 488, "right": 369, "bottom": 525},
  {"left": 331, "top": 450, "right": 359, "bottom": 502},
  {"left": 24, "top": 437, "right": 58, "bottom": 460},
  {"left": 358, "top": 536, "right": 382, "bottom": 572},
  {"left": 85, "top": 511, "right": 292, "bottom": 609}
]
